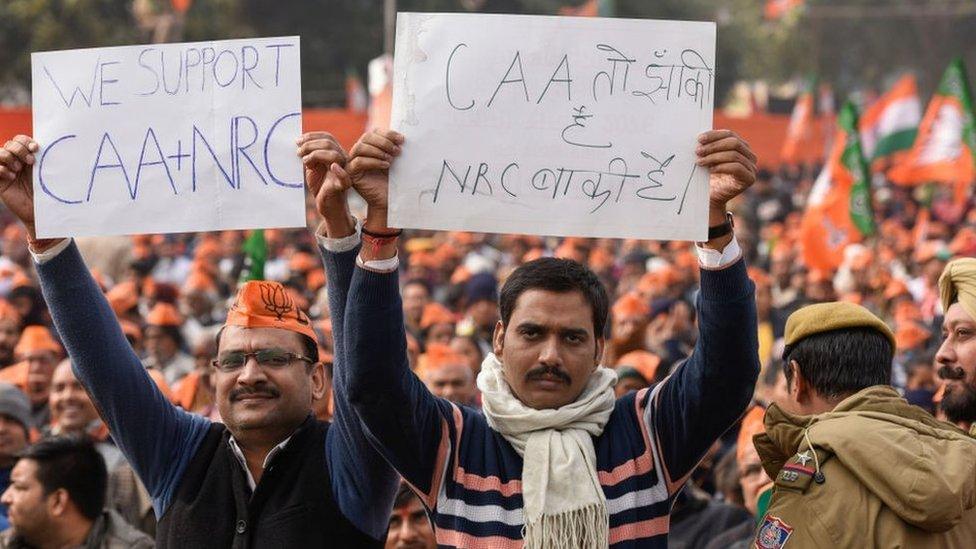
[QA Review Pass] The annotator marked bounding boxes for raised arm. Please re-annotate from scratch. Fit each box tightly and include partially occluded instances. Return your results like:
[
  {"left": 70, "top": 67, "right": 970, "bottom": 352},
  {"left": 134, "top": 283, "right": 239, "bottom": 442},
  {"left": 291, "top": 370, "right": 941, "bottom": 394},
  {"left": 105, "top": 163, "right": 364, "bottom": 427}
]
[
  {"left": 337, "top": 130, "right": 456, "bottom": 509},
  {"left": 0, "top": 136, "right": 210, "bottom": 515},
  {"left": 298, "top": 131, "right": 400, "bottom": 539},
  {"left": 646, "top": 130, "right": 761, "bottom": 492}
]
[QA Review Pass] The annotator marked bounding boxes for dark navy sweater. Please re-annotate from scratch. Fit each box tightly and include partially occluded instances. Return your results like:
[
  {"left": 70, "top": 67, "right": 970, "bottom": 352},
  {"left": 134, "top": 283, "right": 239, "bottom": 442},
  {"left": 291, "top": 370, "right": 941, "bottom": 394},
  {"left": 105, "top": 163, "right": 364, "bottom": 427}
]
[{"left": 335, "top": 249, "right": 760, "bottom": 548}]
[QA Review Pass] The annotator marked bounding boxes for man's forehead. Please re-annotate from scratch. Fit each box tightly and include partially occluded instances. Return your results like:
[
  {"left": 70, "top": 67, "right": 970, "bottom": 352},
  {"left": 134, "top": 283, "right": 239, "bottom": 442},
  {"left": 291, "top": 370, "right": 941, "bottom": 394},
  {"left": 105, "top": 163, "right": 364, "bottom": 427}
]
[
  {"left": 51, "top": 361, "right": 77, "bottom": 382},
  {"left": 944, "top": 302, "right": 976, "bottom": 328},
  {"left": 11, "top": 459, "right": 36, "bottom": 479},
  {"left": 218, "top": 326, "right": 304, "bottom": 352},
  {"left": 510, "top": 289, "right": 592, "bottom": 329}
]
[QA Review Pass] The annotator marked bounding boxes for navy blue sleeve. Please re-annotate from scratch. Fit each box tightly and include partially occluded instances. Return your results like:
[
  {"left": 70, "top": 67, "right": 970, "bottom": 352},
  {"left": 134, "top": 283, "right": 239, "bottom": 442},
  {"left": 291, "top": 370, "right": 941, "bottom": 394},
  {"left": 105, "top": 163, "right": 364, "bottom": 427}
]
[
  {"left": 344, "top": 266, "right": 453, "bottom": 510},
  {"left": 36, "top": 242, "right": 210, "bottom": 516},
  {"left": 649, "top": 258, "right": 759, "bottom": 491},
  {"left": 319, "top": 245, "right": 400, "bottom": 540}
]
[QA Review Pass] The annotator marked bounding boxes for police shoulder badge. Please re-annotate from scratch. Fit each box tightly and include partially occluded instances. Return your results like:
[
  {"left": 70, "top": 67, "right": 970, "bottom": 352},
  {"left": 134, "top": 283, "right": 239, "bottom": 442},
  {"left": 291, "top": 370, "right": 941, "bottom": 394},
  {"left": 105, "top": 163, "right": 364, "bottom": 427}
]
[{"left": 756, "top": 515, "right": 793, "bottom": 549}]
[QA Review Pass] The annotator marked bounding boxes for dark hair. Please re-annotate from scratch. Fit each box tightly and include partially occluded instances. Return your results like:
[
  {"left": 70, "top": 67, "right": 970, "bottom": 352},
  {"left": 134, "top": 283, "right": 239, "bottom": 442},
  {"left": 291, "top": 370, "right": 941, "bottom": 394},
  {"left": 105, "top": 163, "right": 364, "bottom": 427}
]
[
  {"left": 18, "top": 436, "right": 106, "bottom": 521},
  {"left": 393, "top": 482, "right": 421, "bottom": 510},
  {"left": 783, "top": 328, "right": 893, "bottom": 400},
  {"left": 215, "top": 329, "right": 319, "bottom": 365},
  {"left": 402, "top": 278, "right": 432, "bottom": 296},
  {"left": 500, "top": 257, "right": 609, "bottom": 336}
]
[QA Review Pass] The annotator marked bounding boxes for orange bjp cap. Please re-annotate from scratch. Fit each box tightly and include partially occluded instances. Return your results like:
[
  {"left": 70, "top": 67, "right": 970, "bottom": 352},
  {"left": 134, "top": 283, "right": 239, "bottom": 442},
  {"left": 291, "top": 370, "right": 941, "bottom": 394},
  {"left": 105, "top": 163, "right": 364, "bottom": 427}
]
[
  {"left": 224, "top": 281, "right": 318, "bottom": 342},
  {"left": 15, "top": 326, "right": 62, "bottom": 357},
  {"left": 615, "top": 350, "right": 661, "bottom": 383},
  {"left": 420, "top": 303, "right": 456, "bottom": 330},
  {"left": 613, "top": 293, "right": 650, "bottom": 319},
  {"left": 146, "top": 303, "right": 183, "bottom": 327}
]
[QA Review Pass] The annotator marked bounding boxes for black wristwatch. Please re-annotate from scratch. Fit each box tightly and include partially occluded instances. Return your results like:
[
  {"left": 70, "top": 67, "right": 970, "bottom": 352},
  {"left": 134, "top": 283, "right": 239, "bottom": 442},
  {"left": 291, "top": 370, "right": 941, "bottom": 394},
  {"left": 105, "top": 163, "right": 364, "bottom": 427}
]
[{"left": 706, "top": 212, "right": 735, "bottom": 240}]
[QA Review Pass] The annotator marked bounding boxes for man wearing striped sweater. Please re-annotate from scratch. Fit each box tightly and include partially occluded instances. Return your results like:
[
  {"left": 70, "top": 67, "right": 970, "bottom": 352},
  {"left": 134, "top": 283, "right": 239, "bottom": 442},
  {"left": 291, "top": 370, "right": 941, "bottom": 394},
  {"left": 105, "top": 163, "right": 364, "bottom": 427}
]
[{"left": 322, "top": 128, "right": 760, "bottom": 548}]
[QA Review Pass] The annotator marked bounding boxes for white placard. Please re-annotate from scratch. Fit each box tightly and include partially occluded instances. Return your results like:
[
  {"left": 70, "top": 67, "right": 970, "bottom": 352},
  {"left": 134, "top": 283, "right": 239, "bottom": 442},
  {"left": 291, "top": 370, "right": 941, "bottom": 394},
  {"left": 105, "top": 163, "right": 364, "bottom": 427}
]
[
  {"left": 31, "top": 37, "right": 304, "bottom": 238},
  {"left": 389, "top": 13, "right": 715, "bottom": 241}
]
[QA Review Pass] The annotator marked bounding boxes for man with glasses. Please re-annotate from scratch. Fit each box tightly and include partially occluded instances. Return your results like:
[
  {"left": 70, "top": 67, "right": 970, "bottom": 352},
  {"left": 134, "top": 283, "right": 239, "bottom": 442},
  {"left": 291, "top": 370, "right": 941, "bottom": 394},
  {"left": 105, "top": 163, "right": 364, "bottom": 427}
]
[{"left": 0, "top": 133, "right": 398, "bottom": 547}]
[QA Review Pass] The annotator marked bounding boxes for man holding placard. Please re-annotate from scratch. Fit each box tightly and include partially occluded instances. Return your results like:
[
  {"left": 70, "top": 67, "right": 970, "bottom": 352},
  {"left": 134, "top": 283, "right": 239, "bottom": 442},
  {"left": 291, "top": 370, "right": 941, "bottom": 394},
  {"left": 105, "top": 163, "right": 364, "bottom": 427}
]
[
  {"left": 316, "top": 120, "right": 759, "bottom": 547},
  {"left": 0, "top": 132, "right": 398, "bottom": 547}
]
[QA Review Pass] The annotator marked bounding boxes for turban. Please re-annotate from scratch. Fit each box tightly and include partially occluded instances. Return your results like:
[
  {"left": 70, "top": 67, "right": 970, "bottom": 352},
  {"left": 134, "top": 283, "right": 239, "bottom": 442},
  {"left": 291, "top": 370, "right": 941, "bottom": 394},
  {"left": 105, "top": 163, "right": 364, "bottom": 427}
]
[
  {"left": 939, "top": 258, "right": 976, "bottom": 321},
  {"left": 224, "top": 281, "right": 317, "bottom": 342}
]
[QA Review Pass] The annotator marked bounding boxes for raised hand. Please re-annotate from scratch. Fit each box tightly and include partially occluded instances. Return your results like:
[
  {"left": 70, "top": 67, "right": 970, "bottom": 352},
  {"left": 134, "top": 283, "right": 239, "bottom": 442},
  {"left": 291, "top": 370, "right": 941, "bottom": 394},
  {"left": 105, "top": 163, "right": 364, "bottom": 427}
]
[
  {"left": 298, "top": 132, "right": 353, "bottom": 237},
  {"left": 696, "top": 129, "right": 758, "bottom": 219},
  {"left": 346, "top": 129, "right": 404, "bottom": 232},
  {"left": 0, "top": 135, "right": 42, "bottom": 243}
]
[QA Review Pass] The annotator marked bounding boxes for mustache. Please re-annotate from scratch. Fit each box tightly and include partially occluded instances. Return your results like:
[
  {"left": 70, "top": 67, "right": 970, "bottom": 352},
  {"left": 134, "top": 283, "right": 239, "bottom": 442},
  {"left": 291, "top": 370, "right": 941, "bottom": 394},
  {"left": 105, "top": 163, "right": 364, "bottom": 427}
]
[
  {"left": 230, "top": 384, "right": 281, "bottom": 401},
  {"left": 938, "top": 365, "right": 967, "bottom": 381},
  {"left": 525, "top": 365, "right": 571, "bottom": 384}
]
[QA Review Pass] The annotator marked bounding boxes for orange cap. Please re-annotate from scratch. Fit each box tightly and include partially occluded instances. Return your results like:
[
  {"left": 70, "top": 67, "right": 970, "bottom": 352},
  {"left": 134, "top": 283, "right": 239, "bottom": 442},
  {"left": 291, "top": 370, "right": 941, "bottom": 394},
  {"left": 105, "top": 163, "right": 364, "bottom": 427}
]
[
  {"left": 748, "top": 267, "right": 771, "bottom": 288},
  {"left": 884, "top": 279, "right": 910, "bottom": 300},
  {"left": 183, "top": 272, "right": 216, "bottom": 294},
  {"left": 420, "top": 303, "right": 456, "bottom": 330},
  {"left": 615, "top": 350, "right": 661, "bottom": 383},
  {"left": 807, "top": 269, "right": 833, "bottom": 284},
  {"left": 613, "top": 293, "right": 650, "bottom": 318},
  {"left": 895, "top": 321, "right": 930, "bottom": 351},
  {"left": 737, "top": 404, "right": 766, "bottom": 464},
  {"left": 450, "top": 266, "right": 472, "bottom": 285},
  {"left": 119, "top": 319, "right": 143, "bottom": 343},
  {"left": 224, "top": 281, "right": 317, "bottom": 342},
  {"left": 420, "top": 343, "right": 467, "bottom": 372},
  {"left": 893, "top": 301, "right": 922, "bottom": 324},
  {"left": 15, "top": 326, "right": 62, "bottom": 357},
  {"left": 147, "top": 303, "right": 182, "bottom": 327},
  {"left": 289, "top": 252, "right": 317, "bottom": 274},
  {"left": 106, "top": 281, "right": 139, "bottom": 317}
]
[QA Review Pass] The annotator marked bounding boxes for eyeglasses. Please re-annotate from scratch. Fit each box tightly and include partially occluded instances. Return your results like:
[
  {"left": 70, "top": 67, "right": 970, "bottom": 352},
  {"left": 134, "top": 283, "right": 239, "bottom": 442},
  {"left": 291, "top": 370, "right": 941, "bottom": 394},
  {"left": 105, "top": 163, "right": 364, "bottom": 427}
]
[{"left": 212, "top": 349, "right": 314, "bottom": 372}]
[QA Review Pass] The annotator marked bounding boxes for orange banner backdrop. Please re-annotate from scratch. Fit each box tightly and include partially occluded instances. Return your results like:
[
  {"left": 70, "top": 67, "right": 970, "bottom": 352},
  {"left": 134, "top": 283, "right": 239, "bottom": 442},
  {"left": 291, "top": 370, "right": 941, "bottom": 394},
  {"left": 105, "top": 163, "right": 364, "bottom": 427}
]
[{"left": 0, "top": 108, "right": 818, "bottom": 169}]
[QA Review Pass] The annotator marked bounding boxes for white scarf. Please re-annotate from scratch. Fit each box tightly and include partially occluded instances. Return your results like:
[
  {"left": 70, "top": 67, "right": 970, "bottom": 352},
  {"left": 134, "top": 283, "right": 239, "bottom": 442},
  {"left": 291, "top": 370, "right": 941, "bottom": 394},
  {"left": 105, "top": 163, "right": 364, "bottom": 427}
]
[{"left": 477, "top": 353, "right": 617, "bottom": 548}]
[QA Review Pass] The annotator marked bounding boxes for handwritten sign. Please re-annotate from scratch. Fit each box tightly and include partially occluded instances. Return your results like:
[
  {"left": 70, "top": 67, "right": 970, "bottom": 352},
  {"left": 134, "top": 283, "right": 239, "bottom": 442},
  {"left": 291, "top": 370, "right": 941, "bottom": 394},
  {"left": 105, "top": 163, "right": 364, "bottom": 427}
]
[
  {"left": 389, "top": 13, "right": 715, "bottom": 241},
  {"left": 30, "top": 37, "right": 304, "bottom": 238}
]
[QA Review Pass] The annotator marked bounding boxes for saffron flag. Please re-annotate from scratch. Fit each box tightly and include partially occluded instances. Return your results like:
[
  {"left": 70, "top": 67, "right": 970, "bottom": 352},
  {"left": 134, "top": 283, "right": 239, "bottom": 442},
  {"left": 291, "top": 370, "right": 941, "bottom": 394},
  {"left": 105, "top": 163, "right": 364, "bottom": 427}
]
[
  {"left": 859, "top": 74, "right": 921, "bottom": 171},
  {"left": 889, "top": 58, "right": 976, "bottom": 204},
  {"left": 800, "top": 101, "right": 876, "bottom": 272},
  {"left": 781, "top": 79, "right": 815, "bottom": 164}
]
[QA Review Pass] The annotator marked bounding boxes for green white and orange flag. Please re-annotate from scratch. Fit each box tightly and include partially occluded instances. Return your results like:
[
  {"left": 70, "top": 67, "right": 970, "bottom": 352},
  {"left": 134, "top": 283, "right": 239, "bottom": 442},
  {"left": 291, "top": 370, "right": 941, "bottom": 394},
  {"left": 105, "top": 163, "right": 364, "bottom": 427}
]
[
  {"left": 800, "top": 101, "right": 876, "bottom": 272},
  {"left": 859, "top": 74, "right": 921, "bottom": 172},
  {"left": 889, "top": 58, "right": 976, "bottom": 205},
  {"left": 781, "top": 79, "right": 816, "bottom": 164}
]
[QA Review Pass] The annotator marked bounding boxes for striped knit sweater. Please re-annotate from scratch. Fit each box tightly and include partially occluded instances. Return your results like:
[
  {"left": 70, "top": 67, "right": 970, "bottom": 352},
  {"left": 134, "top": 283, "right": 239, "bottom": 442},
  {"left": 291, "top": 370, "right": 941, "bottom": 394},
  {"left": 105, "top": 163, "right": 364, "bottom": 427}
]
[{"left": 337, "top": 250, "right": 759, "bottom": 548}]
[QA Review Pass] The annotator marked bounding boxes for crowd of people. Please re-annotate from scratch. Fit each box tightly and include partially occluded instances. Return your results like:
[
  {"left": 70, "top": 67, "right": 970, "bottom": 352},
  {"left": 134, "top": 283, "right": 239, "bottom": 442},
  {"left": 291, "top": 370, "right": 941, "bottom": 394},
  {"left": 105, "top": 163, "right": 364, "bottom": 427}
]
[{"left": 0, "top": 118, "right": 970, "bottom": 548}]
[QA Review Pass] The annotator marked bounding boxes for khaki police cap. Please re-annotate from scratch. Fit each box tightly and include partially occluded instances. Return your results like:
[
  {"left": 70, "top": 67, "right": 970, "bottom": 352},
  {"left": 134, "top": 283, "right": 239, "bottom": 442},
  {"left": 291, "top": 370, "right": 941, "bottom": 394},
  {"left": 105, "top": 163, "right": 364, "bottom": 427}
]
[{"left": 784, "top": 302, "right": 896, "bottom": 350}]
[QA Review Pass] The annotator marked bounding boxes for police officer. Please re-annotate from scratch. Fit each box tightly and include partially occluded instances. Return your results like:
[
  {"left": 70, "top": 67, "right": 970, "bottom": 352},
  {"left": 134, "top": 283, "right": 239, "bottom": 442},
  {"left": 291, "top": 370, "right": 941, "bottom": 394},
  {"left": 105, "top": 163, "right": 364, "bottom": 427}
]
[{"left": 752, "top": 302, "right": 976, "bottom": 548}]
